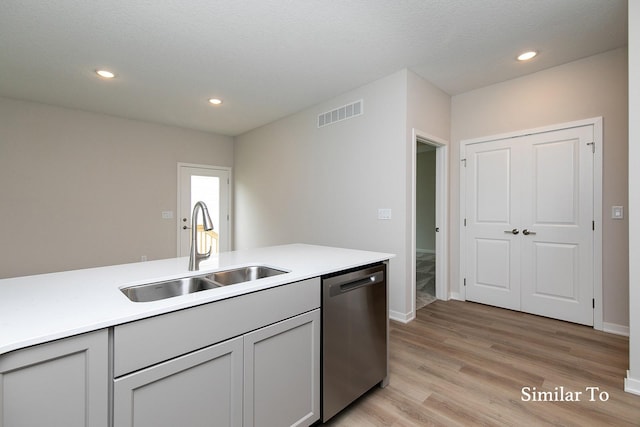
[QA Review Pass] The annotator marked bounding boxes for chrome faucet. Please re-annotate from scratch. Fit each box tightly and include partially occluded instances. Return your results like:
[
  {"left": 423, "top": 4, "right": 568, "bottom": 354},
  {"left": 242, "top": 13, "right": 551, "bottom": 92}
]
[{"left": 188, "top": 201, "right": 214, "bottom": 271}]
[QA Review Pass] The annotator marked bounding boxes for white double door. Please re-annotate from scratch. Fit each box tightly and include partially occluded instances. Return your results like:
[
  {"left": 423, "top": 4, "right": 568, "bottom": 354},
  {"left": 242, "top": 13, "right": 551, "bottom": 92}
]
[{"left": 464, "top": 125, "right": 594, "bottom": 325}]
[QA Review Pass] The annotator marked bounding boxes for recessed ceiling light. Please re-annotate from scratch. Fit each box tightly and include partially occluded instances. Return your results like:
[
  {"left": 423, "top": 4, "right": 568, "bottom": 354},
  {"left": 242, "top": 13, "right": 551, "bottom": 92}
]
[
  {"left": 517, "top": 51, "right": 538, "bottom": 61},
  {"left": 208, "top": 98, "right": 223, "bottom": 105},
  {"left": 95, "top": 69, "right": 115, "bottom": 79}
]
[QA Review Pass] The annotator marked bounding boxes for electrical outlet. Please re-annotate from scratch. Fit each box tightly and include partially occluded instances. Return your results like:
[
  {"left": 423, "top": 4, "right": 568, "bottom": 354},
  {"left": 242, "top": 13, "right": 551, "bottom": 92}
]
[
  {"left": 141, "top": 255, "right": 148, "bottom": 262},
  {"left": 161, "top": 211, "right": 174, "bottom": 219}
]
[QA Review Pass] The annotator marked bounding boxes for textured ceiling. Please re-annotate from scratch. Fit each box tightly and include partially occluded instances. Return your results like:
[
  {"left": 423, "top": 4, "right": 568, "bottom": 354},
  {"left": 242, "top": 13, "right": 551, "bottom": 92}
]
[{"left": 0, "top": 1, "right": 628, "bottom": 136}]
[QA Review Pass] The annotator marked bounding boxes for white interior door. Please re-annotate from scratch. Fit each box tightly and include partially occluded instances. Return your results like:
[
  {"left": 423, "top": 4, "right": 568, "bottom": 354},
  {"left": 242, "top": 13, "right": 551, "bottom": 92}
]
[
  {"left": 520, "top": 127, "right": 594, "bottom": 325},
  {"left": 178, "top": 164, "right": 230, "bottom": 257},
  {"left": 465, "top": 139, "right": 522, "bottom": 310},
  {"left": 464, "top": 125, "right": 594, "bottom": 325}
]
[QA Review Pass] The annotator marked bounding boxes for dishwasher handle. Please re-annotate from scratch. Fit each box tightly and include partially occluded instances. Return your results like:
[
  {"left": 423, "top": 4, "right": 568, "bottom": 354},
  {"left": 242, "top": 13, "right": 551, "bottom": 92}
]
[{"left": 329, "top": 271, "right": 384, "bottom": 297}]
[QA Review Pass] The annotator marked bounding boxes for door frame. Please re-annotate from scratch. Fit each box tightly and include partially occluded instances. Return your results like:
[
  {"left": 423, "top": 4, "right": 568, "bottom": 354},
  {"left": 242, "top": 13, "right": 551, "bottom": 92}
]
[
  {"left": 176, "top": 162, "right": 233, "bottom": 256},
  {"left": 410, "top": 128, "right": 449, "bottom": 320},
  {"left": 459, "top": 117, "right": 603, "bottom": 330}
]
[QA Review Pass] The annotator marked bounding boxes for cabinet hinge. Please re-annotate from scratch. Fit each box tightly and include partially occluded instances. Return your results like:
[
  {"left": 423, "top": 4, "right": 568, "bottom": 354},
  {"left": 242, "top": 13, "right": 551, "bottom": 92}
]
[
  {"left": 464, "top": 218, "right": 467, "bottom": 227},
  {"left": 592, "top": 220, "right": 595, "bottom": 231},
  {"left": 461, "top": 158, "right": 467, "bottom": 167},
  {"left": 592, "top": 298, "right": 595, "bottom": 309},
  {"left": 587, "top": 142, "right": 595, "bottom": 153},
  {"left": 464, "top": 278, "right": 467, "bottom": 287}
]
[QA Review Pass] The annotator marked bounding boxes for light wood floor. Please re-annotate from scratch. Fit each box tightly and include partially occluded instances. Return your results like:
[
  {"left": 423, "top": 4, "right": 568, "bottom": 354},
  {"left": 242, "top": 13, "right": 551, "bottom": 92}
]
[{"left": 324, "top": 300, "right": 640, "bottom": 426}]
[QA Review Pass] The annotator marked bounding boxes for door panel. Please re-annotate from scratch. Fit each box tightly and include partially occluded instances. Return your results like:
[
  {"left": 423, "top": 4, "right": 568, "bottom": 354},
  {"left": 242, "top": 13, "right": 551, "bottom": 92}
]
[
  {"left": 475, "top": 239, "right": 512, "bottom": 290},
  {"left": 532, "top": 138, "right": 579, "bottom": 224},
  {"left": 475, "top": 148, "right": 512, "bottom": 223},
  {"left": 532, "top": 242, "right": 578, "bottom": 299}
]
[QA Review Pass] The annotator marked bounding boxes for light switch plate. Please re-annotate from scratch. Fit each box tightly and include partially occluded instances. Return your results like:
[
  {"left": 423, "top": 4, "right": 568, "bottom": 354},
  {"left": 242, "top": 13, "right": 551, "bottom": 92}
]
[
  {"left": 612, "top": 206, "right": 624, "bottom": 220},
  {"left": 378, "top": 208, "right": 392, "bottom": 220}
]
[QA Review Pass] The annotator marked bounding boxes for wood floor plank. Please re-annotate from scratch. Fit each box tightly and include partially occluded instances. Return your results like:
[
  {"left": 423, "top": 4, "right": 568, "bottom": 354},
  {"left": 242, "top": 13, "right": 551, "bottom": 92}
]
[{"left": 322, "top": 300, "right": 640, "bottom": 426}]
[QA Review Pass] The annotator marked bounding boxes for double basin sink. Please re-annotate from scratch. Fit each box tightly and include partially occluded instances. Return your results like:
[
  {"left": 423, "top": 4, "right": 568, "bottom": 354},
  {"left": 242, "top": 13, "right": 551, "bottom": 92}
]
[{"left": 121, "top": 265, "right": 287, "bottom": 302}]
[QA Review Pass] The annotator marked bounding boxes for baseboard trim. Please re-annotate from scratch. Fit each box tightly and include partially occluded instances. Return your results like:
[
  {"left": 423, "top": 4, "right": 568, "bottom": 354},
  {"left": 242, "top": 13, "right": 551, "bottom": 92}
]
[
  {"left": 603, "top": 322, "right": 629, "bottom": 336},
  {"left": 449, "top": 292, "right": 464, "bottom": 301},
  {"left": 390, "top": 309, "right": 414, "bottom": 324},
  {"left": 625, "top": 371, "right": 640, "bottom": 396}
]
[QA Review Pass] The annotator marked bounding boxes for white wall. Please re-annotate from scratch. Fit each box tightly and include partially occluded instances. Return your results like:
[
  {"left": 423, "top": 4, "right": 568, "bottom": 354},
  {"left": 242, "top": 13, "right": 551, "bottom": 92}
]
[
  {"left": 405, "top": 70, "right": 451, "bottom": 318},
  {"left": 0, "top": 97, "right": 234, "bottom": 278},
  {"left": 625, "top": 3, "right": 640, "bottom": 395},
  {"left": 234, "top": 71, "right": 408, "bottom": 316},
  {"left": 451, "top": 47, "right": 629, "bottom": 328},
  {"left": 234, "top": 69, "right": 450, "bottom": 320}
]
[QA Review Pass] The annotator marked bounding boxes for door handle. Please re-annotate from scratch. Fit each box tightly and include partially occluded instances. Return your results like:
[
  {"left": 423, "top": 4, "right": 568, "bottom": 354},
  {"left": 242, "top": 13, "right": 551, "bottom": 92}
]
[
  {"left": 504, "top": 229, "right": 519, "bottom": 235},
  {"left": 522, "top": 229, "right": 536, "bottom": 235}
]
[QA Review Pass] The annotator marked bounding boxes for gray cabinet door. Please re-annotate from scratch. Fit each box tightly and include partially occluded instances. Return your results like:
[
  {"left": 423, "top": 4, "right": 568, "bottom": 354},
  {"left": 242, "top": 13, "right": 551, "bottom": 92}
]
[
  {"left": 243, "top": 309, "right": 320, "bottom": 427},
  {"left": 0, "top": 330, "right": 109, "bottom": 427},
  {"left": 113, "top": 336, "right": 243, "bottom": 427}
]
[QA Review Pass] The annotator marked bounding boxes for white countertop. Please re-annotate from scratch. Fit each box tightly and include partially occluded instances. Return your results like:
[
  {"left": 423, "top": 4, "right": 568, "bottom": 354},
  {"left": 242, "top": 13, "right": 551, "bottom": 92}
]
[{"left": 0, "top": 244, "right": 393, "bottom": 355}]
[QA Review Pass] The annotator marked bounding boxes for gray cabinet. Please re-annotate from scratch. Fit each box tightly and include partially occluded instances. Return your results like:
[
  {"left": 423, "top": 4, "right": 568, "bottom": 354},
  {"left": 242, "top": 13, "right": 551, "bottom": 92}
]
[
  {"left": 0, "top": 330, "right": 109, "bottom": 427},
  {"left": 112, "top": 277, "right": 321, "bottom": 427},
  {"left": 113, "top": 309, "right": 320, "bottom": 427},
  {"left": 113, "top": 278, "right": 320, "bottom": 377},
  {"left": 113, "top": 337, "right": 243, "bottom": 427},
  {"left": 244, "top": 309, "right": 320, "bottom": 427},
  {"left": 0, "top": 277, "right": 322, "bottom": 427}
]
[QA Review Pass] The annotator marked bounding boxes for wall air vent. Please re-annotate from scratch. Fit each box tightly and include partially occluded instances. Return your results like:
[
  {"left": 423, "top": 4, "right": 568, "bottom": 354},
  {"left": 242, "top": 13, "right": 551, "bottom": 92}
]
[{"left": 317, "top": 100, "right": 363, "bottom": 128}]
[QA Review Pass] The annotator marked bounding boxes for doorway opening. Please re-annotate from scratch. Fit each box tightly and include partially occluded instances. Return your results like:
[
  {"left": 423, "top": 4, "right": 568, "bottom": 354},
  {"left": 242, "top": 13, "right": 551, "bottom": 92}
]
[
  {"left": 177, "top": 163, "right": 231, "bottom": 257},
  {"left": 416, "top": 143, "right": 437, "bottom": 309},
  {"left": 410, "top": 129, "right": 448, "bottom": 321}
]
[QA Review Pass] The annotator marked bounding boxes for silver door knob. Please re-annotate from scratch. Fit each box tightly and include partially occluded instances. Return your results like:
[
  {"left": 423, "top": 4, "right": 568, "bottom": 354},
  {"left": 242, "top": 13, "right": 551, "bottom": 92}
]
[
  {"left": 504, "top": 229, "right": 519, "bottom": 235},
  {"left": 522, "top": 229, "right": 536, "bottom": 235}
]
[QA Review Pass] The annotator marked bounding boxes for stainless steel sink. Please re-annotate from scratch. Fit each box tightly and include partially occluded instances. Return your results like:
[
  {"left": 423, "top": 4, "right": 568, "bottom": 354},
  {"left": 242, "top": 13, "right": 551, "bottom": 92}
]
[
  {"left": 121, "top": 265, "right": 288, "bottom": 302},
  {"left": 205, "top": 265, "right": 287, "bottom": 286},
  {"left": 121, "top": 276, "right": 219, "bottom": 302}
]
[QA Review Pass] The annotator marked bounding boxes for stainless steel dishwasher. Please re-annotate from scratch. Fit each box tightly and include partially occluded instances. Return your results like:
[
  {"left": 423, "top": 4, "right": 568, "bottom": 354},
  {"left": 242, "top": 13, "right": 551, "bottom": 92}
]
[{"left": 321, "top": 262, "right": 388, "bottom": 423}]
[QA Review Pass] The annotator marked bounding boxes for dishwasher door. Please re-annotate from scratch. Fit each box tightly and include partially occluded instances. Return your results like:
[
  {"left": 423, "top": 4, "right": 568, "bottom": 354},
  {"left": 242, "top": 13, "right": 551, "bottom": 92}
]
[{"left": 322, "top": 263, "right": 387, "bottom": 422}]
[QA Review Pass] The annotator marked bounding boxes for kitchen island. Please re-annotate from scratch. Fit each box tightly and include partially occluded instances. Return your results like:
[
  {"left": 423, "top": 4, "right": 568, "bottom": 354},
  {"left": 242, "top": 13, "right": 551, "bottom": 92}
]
[{"left": 0, "top": 244, "right": 393, "bottom": 427}]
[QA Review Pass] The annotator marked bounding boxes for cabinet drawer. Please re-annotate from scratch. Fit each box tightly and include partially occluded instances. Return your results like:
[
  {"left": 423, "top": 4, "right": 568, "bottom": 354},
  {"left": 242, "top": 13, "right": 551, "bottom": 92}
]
[{"left": 113, "top": 277, "right": 319, "bottom": 377}]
